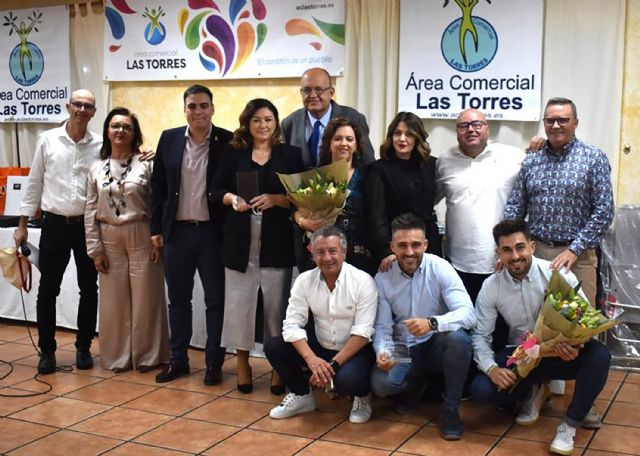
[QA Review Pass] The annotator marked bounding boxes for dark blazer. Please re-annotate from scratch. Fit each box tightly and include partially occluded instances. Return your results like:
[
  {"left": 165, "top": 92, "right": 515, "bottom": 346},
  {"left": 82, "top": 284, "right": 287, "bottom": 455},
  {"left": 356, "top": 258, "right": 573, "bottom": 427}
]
[
  {"left": 281, "top": 100, "right": 375, "bottom": 168},
  {"left": 211, "top": 143, "right": 305, "bottom": 272},
  {"left": 151, "top": 124, "right": 233, "bottom": 242}
]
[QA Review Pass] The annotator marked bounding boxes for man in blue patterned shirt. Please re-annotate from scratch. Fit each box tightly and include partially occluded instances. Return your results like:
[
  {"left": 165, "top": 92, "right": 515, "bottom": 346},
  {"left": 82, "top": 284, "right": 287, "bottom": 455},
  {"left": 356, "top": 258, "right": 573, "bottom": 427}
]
[{"left": 504, "top": 97, "right": 614, "bottom": 306}]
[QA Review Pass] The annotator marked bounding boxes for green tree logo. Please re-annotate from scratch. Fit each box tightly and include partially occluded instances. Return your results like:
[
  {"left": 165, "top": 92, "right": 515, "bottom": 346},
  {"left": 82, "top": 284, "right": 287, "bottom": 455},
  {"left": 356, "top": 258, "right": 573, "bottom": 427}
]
[{"left": 443, "top": 0, "right": 492, "bottom": 65}]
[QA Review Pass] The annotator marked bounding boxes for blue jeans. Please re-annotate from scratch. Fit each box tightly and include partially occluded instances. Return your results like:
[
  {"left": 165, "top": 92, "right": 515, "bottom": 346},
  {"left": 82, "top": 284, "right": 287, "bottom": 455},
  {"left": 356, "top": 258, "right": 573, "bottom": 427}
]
[
  {"left": 371, "top": 329, "right": 472, "bottom": 410},
  {"left": 265, "top": 333, "right": 375, "bottom": 397},
  {"left": 471, "top": 339, "right": 611, "bottom": 424},
  {"left": 163, "top": 222, "right": 225, "bottom": 369}
]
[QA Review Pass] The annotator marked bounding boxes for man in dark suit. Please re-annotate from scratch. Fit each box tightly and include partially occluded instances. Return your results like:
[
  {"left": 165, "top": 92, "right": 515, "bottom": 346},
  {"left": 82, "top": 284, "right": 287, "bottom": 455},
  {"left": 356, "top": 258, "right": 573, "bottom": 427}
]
[
  {"left": 151, "top": 85, "right": 233, "bottom": 385},
  {"left": 281, "top": 67, "right": 375, "bottom": 168}
]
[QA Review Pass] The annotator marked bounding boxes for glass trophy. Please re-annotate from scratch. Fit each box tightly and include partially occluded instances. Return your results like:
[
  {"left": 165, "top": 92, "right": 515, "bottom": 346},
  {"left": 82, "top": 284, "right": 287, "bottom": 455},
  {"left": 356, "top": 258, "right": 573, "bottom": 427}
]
[{"left": 381, "top": 335, "right": 412, "bottom": 364}]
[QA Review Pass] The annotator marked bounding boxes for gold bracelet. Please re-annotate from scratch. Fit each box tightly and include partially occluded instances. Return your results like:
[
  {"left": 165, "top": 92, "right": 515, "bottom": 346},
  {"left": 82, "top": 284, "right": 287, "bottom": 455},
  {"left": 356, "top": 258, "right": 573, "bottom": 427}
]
[{"left": 487, "top": 365, "right": 497, "bottom": 376}]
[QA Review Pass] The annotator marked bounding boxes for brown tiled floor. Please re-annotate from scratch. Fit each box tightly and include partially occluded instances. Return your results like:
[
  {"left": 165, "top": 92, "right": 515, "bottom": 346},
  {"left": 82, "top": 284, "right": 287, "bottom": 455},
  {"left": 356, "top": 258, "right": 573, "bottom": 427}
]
[{"left": 1, "top": 319, "right": 639, "bottom": 455}]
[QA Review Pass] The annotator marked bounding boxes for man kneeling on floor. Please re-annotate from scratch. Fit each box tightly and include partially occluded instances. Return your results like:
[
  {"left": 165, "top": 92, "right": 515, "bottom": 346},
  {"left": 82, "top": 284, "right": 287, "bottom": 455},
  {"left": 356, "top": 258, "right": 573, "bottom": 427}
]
[
  {"left": 371, "top": 213, "right": 476, "bottom": 440},
  {"left": 265, "top": 226, "right": 377, "bottom": 423},
  {"left": 470, "top": 219, "right": 611, "bottom": 455}
]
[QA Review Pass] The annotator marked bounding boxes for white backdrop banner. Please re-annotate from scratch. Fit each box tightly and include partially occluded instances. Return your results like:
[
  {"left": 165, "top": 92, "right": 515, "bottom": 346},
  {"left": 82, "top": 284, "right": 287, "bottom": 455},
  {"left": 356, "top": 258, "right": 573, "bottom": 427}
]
[
  {"left": 103, "top": 0, "right": 345, "bottom": 81},
  {"left": 398, "top": 0, "right": 543, "bottom": 121},
  {"left": 0, "top": 6, "right": 70, "bottom": 123}
]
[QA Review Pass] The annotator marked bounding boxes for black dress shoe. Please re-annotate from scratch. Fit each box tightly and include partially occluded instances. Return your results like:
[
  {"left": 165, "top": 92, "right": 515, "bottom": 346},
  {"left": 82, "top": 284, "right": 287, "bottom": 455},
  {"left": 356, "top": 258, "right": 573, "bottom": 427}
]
[
  {"left": 155, "top": 363, "right": 190, "bottom": 383},
  {"left": 76, "top": 349, "right": 94, "bottom": 370},
  {"left": 203, "top": 366, "right": 222, "bottom": 386},
  {"left": 441, "top": 408, "right": 464, "bottom": 440},
  {"left": 237, "top": 382, "right": 253, "bottom": 394},
  {"left": 37, "top": 351, "right": 56, "bottom": 375},
  {"left": 270, "top": 384, "right": 285, "bottom": 395}
]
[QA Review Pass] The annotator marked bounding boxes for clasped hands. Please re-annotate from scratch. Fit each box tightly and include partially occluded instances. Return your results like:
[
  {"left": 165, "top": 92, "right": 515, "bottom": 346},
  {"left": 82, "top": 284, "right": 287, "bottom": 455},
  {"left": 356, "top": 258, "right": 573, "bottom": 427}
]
[{"left": 232, "top": 193, "right": 278, "bottom": 212}]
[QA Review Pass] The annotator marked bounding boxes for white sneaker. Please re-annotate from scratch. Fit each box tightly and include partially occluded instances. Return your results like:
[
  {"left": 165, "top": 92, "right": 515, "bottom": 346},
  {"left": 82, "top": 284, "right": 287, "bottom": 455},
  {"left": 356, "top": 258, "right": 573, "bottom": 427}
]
[
  {"left": 269, "top": 392, "right": 316, "bottom": 419},
  {"left": 550, "top": 421, "right": 576, "bottom": 455},
  {"left": 550, "top": 379, "right": 566, "bottom": 395},
  {"left": 349, "top": 394, "right": 372, "bottom": 423},
  {"left": 516, "top": 382, "right": 550, "bottom": 425}
]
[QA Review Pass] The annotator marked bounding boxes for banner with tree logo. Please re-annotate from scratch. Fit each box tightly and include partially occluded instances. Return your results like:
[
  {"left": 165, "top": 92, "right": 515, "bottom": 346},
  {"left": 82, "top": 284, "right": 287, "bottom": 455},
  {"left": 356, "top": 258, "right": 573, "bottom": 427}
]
[
  {"left": 0, "top": 6, "right": 70, "bottom": 123},
  {"left": 398, "top": 0, "right": 543, "bottom": 121},
  {"left": 103, "top": 0, "right": 345, "bottom": 81}
]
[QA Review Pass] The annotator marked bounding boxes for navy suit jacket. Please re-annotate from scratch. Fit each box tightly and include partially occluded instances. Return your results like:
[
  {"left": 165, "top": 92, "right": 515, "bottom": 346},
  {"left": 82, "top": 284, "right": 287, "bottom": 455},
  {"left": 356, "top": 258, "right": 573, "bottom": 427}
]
[
  {"left": 281, "top": 100, "right": 375, "bottom": 168},
  {"left": 151, "top": 124, "right": 233, "bottom": 242}
]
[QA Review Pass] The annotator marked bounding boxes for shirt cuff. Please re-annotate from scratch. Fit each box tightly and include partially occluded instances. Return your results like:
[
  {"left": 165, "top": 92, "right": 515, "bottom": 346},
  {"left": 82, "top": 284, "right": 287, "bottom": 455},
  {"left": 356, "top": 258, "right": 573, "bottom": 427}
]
[
  {"left": 350, "top": 325, "right": 374, "bottom": 341},
  {"left": 282, "top": 328, "right": 307, "bottom": 343},
  {"left": 479, "top": 358, "right": 499, "bottom": 375}
]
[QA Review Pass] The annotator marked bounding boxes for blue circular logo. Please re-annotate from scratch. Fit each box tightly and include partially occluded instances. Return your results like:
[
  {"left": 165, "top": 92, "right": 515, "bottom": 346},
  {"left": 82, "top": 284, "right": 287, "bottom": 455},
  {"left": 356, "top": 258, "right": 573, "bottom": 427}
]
[
  {"left": 144, "top": 22, "right": 166, "bottom": 45},
  {"left": 9, "top": 42, "right": 44, "bottom": 86},
  {"left": 441, "top": 16, "right": 498, "bottom": 72}
]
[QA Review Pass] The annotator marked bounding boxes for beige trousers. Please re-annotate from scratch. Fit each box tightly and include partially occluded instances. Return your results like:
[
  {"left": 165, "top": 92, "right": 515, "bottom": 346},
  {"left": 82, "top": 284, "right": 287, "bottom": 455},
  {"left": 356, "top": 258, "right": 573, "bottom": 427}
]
[
  {"left": 98, "top": 220, "right": 169, "bottom": 370},
  {"left": 534, "top": 242, "right": 598, "bottom": 306}
]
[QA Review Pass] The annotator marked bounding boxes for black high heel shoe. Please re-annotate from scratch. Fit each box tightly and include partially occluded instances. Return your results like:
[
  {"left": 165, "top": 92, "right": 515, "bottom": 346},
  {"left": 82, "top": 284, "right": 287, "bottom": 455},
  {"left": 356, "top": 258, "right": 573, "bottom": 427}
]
[
  {"left": 270, "top": 370, "right": 285, "bottom": 395},
  {"left": 237, "top": 364, "right": 253, "bottom": 394}
]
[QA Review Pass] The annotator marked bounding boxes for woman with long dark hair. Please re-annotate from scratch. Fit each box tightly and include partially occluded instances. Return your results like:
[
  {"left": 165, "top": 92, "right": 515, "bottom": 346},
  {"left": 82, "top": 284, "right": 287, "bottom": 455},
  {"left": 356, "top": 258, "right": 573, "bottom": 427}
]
[
  {"left": 366, "top": 112, "right": 442, "bottom": 271},
  {"left": 212, "top": 98, "right": 304, "bottom": 394}
]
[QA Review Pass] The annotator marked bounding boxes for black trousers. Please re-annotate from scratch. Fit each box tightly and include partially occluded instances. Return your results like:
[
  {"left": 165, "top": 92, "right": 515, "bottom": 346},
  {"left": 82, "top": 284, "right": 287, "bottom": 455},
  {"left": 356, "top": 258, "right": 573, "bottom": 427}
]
[
  {"left": 163, "top": 222, "right": 225, "bottom": 369},
  {"left": 37, "top": 212, "right": 98, "bottom": 353}
]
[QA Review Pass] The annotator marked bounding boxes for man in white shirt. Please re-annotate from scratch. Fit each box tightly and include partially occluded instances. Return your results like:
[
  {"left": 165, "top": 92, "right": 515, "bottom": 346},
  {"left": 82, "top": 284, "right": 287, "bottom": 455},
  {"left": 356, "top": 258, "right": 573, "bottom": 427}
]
[
  {"left": 470, "top": 219, "right": 610, "bottom": 455},
  {"left": 14, "top": 89, "right": 101, "bottom": 374},
  {"left": 436, "top": 109, "right": 524, "bottom": 305},
  {"left": 265, "top": 226, "right": 378, "bottom": 424}
]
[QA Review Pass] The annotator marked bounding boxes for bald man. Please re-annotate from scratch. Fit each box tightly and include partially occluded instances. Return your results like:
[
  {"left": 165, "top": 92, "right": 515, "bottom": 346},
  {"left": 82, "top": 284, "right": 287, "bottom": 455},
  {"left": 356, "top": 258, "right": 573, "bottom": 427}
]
[
  {"left": 281, "top": 67, "right": 375, "bottom": 168},
  {"left": 15, "top": 89, "right": 102, "bottom": 374},
  {"left": 436, "top": 109, "right": 525, "bottom": 305}
]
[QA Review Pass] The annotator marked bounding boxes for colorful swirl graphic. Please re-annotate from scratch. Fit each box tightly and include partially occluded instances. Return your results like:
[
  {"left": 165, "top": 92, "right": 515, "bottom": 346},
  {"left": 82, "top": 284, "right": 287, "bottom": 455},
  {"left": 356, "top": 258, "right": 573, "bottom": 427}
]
[
  {"left": 284, "top": 16, "right": 345, "bottom": 50},
  {"left": 181, "top": 0, "right": 267, "bottom": 75}
]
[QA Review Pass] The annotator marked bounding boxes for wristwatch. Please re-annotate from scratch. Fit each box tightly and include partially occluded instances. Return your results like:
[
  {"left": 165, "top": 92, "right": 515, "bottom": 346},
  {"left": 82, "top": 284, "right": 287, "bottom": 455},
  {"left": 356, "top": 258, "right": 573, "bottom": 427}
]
[
  {"left": 329, "top": 359, "right": 341, "bottom": 372},
  {"left": 428, "top": 317, "right": 439, "bottom": 332}
]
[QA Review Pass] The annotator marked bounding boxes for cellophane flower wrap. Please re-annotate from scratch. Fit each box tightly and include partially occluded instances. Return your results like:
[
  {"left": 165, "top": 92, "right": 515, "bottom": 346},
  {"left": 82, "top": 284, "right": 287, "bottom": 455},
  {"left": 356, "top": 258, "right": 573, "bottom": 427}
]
[
  {"left": 507, "top": 270, "right": 616, "bottom": 380},
  {"left": 277, "top": 159, "right": 348, "bottom": 227}
]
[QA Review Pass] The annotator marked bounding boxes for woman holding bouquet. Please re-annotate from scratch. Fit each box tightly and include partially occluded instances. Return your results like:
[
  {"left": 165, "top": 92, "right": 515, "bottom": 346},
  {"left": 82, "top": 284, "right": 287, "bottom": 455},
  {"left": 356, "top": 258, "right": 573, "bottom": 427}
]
[
  {"left": 212, "top": 98, "right": 304, "bottom": 394},
  {"left": 292, "top": 117, "right": 375, "bottom": 275},
  {"left": 365, "top": 112, "right": 442, "bottom": 271}
]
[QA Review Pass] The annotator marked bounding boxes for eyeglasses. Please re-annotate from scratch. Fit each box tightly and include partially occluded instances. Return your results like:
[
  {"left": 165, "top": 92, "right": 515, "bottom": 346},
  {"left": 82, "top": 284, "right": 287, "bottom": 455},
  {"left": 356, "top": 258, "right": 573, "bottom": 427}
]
[
  {"left": 543, "top": 117, "right": 571, "bottom": 127},
  {"left": 109, "top": 123, "right": 133, "bottom": 132},
  {"left": 456, "top": 120, "right": 487, "bottom": 130},
  {"left": 70, "top": 101, "right": 96, "bottom": 111},
  {"left": 300, "top": 86, "right": 332, "bottom": 96}
]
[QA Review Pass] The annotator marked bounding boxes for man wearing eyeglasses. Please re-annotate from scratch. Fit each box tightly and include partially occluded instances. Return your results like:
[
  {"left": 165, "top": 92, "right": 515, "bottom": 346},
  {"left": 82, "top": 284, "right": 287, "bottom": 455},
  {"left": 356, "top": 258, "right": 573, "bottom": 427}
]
[
  {"left": 281, "top": 67, "right": 375, "bottom": 168},
  {"left": 436, "top": 109, "right": 524, "bottom": 307},
  {"left": 504, "top": 97, "right": 614, "bottom": 307},
  {"left": 14, "top": 89, "right": 101, "bottom": 375}
]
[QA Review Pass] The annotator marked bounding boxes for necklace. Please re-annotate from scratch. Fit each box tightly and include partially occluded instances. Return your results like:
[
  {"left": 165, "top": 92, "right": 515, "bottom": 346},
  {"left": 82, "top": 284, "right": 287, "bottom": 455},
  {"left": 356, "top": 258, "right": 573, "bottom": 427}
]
[{"left": 102, "top": 154, "right": 133, "bottom": 216}]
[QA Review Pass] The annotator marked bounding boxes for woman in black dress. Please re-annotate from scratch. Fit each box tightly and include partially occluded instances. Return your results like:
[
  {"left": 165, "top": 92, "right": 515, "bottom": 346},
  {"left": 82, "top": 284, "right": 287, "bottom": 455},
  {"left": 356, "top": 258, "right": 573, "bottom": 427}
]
[{"left": 365, "top": 112, "right": 442, "bottom": 271}]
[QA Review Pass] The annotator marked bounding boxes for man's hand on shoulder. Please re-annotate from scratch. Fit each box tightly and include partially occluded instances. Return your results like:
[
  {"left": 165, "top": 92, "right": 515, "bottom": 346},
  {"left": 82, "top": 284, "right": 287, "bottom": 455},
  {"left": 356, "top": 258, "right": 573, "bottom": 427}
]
[
  {"left": 404, "top": 318, "right": 431, "bottom": 337},
  {"left": 550, "top": 249, "right": 578, "bottom": 273},
  {"left": 138, "top": 146, "right": 155, "bottom": 162}
]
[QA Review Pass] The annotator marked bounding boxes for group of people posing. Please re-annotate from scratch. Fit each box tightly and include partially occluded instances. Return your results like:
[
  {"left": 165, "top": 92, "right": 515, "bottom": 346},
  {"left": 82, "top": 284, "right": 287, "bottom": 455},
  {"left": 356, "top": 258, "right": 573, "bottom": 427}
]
[{"left": 14, "top": 67, "right": 614, "bottom": 456}]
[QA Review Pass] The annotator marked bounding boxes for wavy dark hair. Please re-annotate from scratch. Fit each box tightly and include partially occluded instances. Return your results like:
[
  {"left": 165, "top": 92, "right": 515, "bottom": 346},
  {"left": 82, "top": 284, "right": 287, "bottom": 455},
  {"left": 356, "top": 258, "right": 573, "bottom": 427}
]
[
  {"left": 100, "top": 107, "right": 143, "bottom": 159},
  {"left": 318, "top": 117, "right": 364, "bottom": 168},
  {"left": 230, "top": 98, "right": 283, "bottom": 150},
  {"left": 379, "top": 112, "right": 430, "bottom": 161}
]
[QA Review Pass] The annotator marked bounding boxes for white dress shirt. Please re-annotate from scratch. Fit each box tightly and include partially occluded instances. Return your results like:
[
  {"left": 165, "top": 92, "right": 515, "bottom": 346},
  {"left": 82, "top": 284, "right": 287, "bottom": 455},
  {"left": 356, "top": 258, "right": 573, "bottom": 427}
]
[
  {"left": 282, "top": 262, "right": 377, "bottom": 351},
  {"left": 471, "top": 256, "right": 583, "bottom": 374},
  {"left": 436, "top": 141, "right": 524, "bottom": 274},
  {"left": 20, "top": 122, "right": 102, "bottom": 217}
]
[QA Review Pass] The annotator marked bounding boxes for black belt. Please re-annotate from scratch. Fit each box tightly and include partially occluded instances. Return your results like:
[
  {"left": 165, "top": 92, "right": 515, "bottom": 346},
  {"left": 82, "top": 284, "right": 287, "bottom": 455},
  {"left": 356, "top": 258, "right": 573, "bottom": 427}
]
[
  {"left": 533, "top": 236, "right": 573, "bottom": 247},
  {"left": 176, "top": 220, "right": 209, "bottom": 226},
  {"left": 43, "top": 211, "right": 84, "bottom": 225}
]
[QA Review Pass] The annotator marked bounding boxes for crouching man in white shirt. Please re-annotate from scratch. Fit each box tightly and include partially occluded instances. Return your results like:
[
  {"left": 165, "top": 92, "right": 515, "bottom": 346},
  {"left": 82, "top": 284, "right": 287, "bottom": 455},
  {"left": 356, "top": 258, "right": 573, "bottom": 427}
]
[{"left": 265, "top": 226, "right": 377, "bottom": 423}]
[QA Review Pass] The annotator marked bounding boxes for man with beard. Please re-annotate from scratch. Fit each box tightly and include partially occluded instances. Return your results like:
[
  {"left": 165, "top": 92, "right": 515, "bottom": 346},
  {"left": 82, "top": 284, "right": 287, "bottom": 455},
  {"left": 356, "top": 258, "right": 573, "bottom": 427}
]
[{"left": 371, "top": 213, "right": 476, "bottom": 440}]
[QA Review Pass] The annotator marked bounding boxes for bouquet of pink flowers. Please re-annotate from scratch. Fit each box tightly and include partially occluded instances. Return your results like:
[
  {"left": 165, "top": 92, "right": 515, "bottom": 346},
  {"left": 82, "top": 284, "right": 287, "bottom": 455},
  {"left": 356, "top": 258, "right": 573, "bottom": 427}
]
[{"left": 506, "top": 271, "right": 615, "bottom": 382}]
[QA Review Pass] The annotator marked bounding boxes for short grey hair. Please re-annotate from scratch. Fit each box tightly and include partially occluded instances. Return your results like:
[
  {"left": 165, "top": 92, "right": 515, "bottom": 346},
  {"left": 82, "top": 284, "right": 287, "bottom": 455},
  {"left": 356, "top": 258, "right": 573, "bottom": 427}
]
[
  {"left": 310, "top": 226, "right": 347, "bottom": 251},
  {"left": 545, "top": 97, "right": 577, "bottom": 119}
]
